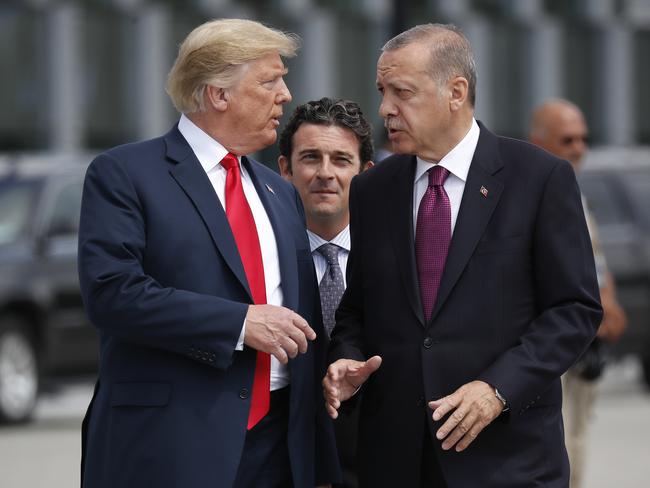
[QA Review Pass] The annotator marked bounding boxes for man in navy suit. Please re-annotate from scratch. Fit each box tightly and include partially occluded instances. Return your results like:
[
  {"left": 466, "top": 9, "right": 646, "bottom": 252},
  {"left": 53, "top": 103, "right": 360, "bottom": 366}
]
[
  {"left": 78, "top": 19, "right": 338, "bottom": 488},
  {"left": 278, "top": 98, "right": 375, "bottom": 488},
  {"left": 323, "top": 24, "right": 602, "bottom": 487}
]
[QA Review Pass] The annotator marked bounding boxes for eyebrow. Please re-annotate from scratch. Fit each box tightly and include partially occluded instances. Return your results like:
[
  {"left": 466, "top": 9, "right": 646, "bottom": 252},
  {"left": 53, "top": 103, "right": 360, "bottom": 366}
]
[{"left": 298, "top": 149, "right": 354, "bottom": 158}]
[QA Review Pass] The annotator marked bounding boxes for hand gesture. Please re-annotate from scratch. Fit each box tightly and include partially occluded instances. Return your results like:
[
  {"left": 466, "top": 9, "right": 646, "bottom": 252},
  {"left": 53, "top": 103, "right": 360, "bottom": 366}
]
[
  {"left": 244, "top": 304, "right": 316, "bottom": 364},
  {"left": 322, "top": 356, "right": 382, "bottom": 419},
  {"left": 428, "top": 380, "right": 504, "bottom": 452}
]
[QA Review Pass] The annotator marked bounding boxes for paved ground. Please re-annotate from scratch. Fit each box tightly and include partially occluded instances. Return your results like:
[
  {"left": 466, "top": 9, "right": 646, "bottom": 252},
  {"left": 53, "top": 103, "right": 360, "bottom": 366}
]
[{"left": 0, "top": 358, "right": 648, "bottom": 487}]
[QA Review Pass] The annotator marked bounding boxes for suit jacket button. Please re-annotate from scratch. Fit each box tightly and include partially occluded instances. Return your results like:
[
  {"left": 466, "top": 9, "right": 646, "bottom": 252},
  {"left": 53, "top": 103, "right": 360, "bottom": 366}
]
[
  {"left": 239, "top": 388, "right": 249, "bottom": 399},
  {"left": 423, "top": 337, "right": 433, "bottom": 348}
]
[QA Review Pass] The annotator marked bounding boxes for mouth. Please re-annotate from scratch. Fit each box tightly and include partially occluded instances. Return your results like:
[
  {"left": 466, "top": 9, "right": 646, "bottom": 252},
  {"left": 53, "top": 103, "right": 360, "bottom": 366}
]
[{"left": 270, "top": 114, "right": 282, "bottom": 127}]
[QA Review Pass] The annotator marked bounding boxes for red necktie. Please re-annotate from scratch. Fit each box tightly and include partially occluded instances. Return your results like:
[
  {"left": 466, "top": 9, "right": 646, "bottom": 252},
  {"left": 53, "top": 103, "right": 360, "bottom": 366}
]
[
  {"left": 415, "top": 166, "right": 451, "bottom": 321},
  {"left": 221, "top": 153, "right": 270, "bottom": 430}
]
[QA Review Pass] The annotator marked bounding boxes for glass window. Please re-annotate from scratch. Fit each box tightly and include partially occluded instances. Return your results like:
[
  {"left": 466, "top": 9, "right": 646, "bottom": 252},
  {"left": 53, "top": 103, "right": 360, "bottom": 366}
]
[
  {"left": 579, "top": 174, "right": 631, "bottom": 226},
  {"left": 46, "top": 180, "right": 83, "bottom": 237},
  {"left": 0, "top": 179, "right": 39, "bottom": 245},
  {"left": 621, "top": 171, "right": 650, "bottom": 229}
]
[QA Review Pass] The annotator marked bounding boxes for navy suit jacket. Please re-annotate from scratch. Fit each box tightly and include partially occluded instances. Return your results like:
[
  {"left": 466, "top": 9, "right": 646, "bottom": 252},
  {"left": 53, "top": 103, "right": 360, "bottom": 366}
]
[
  {"left": 78, "top": 125, "right": 338, "bottom": 487},
  {"left": 329, "top": 123, "right": 602, "bottom": 487}
]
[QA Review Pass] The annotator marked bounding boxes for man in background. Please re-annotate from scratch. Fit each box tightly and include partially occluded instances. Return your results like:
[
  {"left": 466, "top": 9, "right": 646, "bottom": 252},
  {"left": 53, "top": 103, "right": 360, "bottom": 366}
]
[
  {"left": 279, "top": 97, "right": 374, "bottom": 488},
  {"left": 78, "top": 19, "right": 338, "bottom": 488},
  {"left": 530, "top": 98, "right": 627, "bottom": 488}
]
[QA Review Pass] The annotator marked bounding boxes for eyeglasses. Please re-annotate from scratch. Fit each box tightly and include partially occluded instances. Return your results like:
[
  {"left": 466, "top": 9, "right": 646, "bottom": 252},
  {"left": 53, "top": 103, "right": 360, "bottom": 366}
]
[{"left": 560, "top": 135, "right": 589, "bottom": 146}]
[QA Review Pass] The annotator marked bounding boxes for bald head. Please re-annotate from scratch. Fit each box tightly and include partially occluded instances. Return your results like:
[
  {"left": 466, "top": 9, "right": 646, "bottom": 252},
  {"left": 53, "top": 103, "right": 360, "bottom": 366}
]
[{"left": 529, "top": 99, "right": 589, "bottom": 170}]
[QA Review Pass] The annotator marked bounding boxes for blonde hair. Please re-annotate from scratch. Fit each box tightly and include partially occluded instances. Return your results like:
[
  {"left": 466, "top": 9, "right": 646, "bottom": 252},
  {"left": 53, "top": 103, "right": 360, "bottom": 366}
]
[{"left": 166, "top": 18, "right": 299, "bottom": 113}]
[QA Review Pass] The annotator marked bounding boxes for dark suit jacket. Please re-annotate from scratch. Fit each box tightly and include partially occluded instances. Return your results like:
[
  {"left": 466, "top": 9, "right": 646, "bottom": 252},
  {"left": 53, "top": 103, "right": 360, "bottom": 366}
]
[
  {"left": 329, "top": 122, "right": 602, "bottom": 487},
  {"left": 78, "top": 125, "right": 338, "bottom": 488}
]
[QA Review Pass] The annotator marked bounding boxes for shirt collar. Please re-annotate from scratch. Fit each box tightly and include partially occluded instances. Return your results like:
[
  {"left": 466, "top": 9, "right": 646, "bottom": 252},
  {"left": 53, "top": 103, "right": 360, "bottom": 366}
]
[
  {"left": 414, "top": 118, "right": 480, "bottom": 185},
  {"left": 177, "top": 114, "right": 239, "bottom": 172},
  {"left": 307, "top": 226, "right": 351, "bottom": 253}
]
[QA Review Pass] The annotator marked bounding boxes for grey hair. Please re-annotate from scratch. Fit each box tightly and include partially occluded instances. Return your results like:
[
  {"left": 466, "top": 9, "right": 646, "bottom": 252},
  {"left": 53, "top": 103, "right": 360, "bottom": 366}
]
[{"left": 382, "top": 23, "right": 477, "bottom": 106}]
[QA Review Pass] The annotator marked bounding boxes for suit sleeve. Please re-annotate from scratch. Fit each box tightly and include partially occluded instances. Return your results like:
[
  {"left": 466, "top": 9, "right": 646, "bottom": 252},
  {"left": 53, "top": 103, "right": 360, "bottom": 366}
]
[
  {"left": 328, "top": 177, "right": 367, "bottom": 364},
  {"left": 478, "top": 160, "right": 602, "bottom": 414},
  {"left": 78, "top": 153, "right": 247, "bottom": 370}
]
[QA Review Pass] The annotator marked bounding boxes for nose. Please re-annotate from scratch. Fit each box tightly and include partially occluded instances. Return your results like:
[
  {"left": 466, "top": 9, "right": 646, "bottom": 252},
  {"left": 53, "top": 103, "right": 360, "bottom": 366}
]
[
  {"left": 378, "top": 93, "right": 396, "bottom": 119},
  {"left": 316, "top": 158, "right": 334, "bottom": 178},
  {"left": 277, "top": 78, "right": 292, "bottom": 104}
]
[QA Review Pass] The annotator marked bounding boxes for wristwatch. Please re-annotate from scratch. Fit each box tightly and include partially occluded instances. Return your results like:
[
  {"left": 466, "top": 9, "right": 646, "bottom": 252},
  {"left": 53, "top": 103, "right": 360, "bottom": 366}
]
[{"left": 494, "top": 387, "right": 509, "bottom": 412}]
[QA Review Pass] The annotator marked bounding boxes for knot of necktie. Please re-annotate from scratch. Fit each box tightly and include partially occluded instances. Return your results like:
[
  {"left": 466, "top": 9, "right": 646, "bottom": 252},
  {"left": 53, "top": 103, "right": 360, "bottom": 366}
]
[
  {"left": 317, "top": 243, "right": 341, "bottom": 267},
  {"left": 428, "top": 165, "right": 450, "bottom": 187},
  {"left": 220, "top": 152, "right": 239, "bottom": 171}
]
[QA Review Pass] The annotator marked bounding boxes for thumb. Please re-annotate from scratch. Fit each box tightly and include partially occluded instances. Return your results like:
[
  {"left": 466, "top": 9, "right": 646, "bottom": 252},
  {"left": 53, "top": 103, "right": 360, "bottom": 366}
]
[{"left": 351, "top": 355, "right": 382, "bottom": 381}]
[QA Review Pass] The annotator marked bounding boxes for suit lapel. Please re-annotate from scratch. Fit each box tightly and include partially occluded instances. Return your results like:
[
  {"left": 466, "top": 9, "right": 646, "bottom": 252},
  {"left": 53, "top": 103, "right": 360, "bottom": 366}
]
[
  {"left": 165, "top": 126, "right": 253, "bottom": 302},
  {"left": 243, "top": 157, "right": 299, "bottom": 312},
  {"left": 388, "top": 155, "right": 425, "bottom": 326},
  {"left": 430, "top": 124, "right": 504, "bottom": 321}
]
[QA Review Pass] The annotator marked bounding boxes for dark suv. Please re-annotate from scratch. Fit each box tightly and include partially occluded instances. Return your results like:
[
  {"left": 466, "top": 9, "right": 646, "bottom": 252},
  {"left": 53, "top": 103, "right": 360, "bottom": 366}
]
[
  {"left": 0, "top": 155, "right": 97, "bottom": 422},
  {"left": 579, "top": 148, "right": 650, "bottom": 387}
]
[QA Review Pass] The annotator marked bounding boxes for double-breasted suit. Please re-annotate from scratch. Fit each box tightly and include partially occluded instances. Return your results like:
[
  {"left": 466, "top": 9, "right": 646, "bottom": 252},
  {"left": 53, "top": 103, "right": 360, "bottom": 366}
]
[
  {"left": 329, "top": 122, "right": 602, "bottom": 487},
  {"left": 78, "top": 125, "right": 337, "bottom": 487}
]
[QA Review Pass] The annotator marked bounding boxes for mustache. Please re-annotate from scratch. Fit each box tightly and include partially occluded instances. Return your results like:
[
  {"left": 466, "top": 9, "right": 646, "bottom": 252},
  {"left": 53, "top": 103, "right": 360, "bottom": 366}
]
[{"left": 384, "top": 118, "right": 405, "bottom": 131}]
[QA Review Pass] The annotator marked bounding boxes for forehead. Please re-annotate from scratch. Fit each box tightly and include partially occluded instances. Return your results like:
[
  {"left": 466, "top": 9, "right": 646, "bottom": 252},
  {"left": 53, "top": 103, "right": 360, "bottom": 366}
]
[
  {"left": 293, "top": 124, "right": 361, "bottom": 153},
  {"left": 550, "top": 112, "right": 588, "bottom": 138},
  {"left": 247, "top": 52, "right": 286, "bottom": 75},
  {"left": 377, "top": 43, "right": 430, "bottom": 81}
]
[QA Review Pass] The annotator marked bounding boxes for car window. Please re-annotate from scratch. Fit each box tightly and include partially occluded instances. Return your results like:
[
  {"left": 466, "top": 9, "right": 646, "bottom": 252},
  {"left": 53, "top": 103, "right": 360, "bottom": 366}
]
[
  {"left": 621, "top": 171, "right": 650, "bottom": 228},
  {"left": 46, "top": 180, "right": 83, "bottom": 237},
  {"left": 579, "top": 174, "right": 632, "bottom": 226},
  {"left": 0, "top": 179, "right": 39, "bottom": 245}
]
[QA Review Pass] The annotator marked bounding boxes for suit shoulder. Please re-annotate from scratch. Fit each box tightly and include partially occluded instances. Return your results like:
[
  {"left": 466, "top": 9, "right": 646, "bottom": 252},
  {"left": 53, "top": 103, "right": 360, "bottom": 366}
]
[
  {"left": 497, "top": 135, "right": 571, "bottom": 175},
  {"left": 354, "top": 153, "right": 412, "bottom": 186},
  {"left": 91, "top": 135, "right": 167, "bottom": 172},
  {"left": 247, "top": 158, "right": 292, "bottom": 187}
]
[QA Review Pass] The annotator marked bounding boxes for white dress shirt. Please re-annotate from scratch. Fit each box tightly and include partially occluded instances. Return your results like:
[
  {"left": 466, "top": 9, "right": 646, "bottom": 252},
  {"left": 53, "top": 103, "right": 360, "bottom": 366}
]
[
  {"left": 413, "top": 118, "right": 480, "bottom": 236},
  {"left": 308, "top": 226, "right": 351, "bottom": 287},
  {"left": 178, "top": 114, "right": 288, "bottom": 390}
]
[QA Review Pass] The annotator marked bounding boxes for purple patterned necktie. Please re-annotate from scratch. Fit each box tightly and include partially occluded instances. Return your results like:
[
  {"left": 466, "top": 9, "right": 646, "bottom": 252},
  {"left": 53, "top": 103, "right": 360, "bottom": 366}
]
[{"left": 416, "top": 165, "right": 451, "bottom": 321}]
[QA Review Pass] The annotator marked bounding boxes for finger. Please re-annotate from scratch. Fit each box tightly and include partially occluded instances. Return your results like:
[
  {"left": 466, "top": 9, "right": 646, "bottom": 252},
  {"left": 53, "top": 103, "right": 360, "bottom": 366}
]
[
  {"left": 292, "top": 313, "right": 316, "bottom": 341},
  {"left": 441, "top": 411, "right": 478, "bottom": 451},
  {"left": 278, "top": 335, "right": 299, "bottom": 359},
  {"left": 429, "top": 396, "right": 456, "bottom": 422},
  {"left": 323, "top": 382, "right": 339, "bottom": 402},
  {"left": 328, "top": 360, "right": 355, "bottom": 382},
  {"left": 436, "top": 404, "right": 467, "bottom": 440},
  {"left": 285, "top": 323, "right": 308, "bottom": 354},
  {"left": 454, "top": 419, "right": 487, "bottom": 452},
  {"left": 348, "top": 355, "right": 382, "bottom": 383},
  {"left": 271, "top": 345, "right": 289, "bottom": 365},
  {"left": 326, "top": 402, "right": 339, "bottom": 419}
]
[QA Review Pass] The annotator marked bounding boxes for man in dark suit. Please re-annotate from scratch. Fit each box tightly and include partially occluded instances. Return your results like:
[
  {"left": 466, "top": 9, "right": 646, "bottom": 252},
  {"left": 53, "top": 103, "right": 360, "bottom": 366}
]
[
  {"left": 78, "top": 18, "right": 338, "bottom": 488},
  {"left": 323, "top": 24, "right": 602, "bottom": 487},
  {"left": 278, "top": 98, "right": 374, "bottom": 488}
]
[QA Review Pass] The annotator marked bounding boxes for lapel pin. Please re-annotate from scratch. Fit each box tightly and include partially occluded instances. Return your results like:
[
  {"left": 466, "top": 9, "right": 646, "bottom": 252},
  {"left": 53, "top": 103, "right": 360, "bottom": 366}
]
[
  {"left": 265, "top": 183, "right": 275, "bottom": 195},
  {"left": 480, "top": 186, "right": 488, "bottom": 198}
]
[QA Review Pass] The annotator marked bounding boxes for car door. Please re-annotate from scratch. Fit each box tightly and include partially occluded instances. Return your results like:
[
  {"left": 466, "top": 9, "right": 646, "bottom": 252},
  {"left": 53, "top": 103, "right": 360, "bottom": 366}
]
[{"left": 35, "top": 172, "right": 97, "bottom": 372}]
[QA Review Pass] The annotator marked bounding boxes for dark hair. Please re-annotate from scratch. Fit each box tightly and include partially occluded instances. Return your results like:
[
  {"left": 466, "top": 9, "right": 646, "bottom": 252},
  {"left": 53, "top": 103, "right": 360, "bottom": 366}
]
[{"left": 279, "top": 97, "right": 374, "bottom": 170}]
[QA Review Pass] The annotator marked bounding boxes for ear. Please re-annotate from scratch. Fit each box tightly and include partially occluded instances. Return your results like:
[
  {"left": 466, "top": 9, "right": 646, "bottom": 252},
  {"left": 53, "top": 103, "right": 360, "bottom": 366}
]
[
  {"left": 278, "top": 155, "right": 292, "bottom": 180},
  {"left": 361, "top": 161, "right": 374, "bottom": 172},
  {"left": 448, "top": 76, "right": 469, "bottom": 112},
  {"left": 205, "top": 85, "right": 228, "bottom": 112}
]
